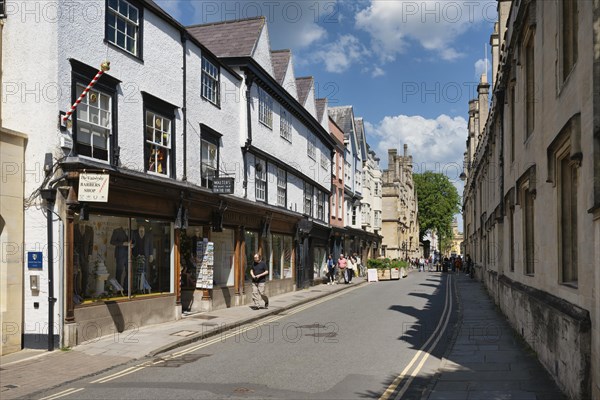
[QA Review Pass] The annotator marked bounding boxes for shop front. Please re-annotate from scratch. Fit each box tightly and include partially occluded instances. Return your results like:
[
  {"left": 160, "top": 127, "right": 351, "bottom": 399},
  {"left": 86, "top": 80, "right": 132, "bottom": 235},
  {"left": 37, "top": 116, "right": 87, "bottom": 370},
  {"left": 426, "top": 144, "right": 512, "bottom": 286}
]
[
  {"left": 180, "top": 197, "right": 301, "bottom": 312},
  {"left": 61, "top": 167, "right": 183, "bottom": 347}
]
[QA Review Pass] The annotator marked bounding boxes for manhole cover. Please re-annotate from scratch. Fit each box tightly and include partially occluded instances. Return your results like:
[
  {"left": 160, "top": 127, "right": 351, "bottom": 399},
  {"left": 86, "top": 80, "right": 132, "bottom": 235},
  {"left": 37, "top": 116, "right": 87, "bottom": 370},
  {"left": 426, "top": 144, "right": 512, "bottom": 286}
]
[
  {"left": 193, "top": 315, "right": 218, "bottom": 320},
  {"left": 171, "top": 330, "right": 198, "bottom": 337}
]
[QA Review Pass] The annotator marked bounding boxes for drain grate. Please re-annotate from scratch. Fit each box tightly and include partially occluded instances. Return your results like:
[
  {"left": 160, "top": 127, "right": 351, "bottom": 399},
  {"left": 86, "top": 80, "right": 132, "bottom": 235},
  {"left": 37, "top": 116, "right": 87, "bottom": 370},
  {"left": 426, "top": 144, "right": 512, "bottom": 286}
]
[{"left": 171, "top": 330, "right": 198, "bottom": 337}]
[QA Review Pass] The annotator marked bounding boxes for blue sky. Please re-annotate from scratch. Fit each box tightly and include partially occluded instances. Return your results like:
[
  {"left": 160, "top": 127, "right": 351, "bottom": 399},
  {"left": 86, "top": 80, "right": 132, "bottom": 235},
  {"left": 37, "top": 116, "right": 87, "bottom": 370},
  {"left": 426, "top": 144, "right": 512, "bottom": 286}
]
[{"left": 156, "top": 0, "right": 498, "bottom": 229}]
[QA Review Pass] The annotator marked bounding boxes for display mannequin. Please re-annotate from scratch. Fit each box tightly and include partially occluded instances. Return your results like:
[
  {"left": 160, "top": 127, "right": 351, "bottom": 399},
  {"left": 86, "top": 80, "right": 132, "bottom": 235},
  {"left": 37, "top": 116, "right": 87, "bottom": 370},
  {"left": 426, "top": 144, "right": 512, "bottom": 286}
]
[
  {"left": 110, "top": 225, "right": 131, "bottom": 289},
  {"left": 132, "top": 225, "right": 154, "bottom": 287},
  {"left": 74, "top": 221, "right": 94, "bottom": 296}
]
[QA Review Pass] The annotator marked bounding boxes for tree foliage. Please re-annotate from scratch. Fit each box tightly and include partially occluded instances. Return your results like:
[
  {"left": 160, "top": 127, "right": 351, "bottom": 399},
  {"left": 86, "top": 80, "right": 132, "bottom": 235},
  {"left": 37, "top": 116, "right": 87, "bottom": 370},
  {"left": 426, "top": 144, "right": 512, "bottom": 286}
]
[{"left": 413, "top": 171, "right": 461, "bottom": 245}]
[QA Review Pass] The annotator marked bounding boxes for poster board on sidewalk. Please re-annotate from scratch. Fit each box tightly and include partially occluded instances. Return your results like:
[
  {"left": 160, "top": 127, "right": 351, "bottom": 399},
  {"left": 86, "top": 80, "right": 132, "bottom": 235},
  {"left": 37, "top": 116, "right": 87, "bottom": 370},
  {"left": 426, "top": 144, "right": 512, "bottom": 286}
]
[
  {"left": 367, "top": 268, "right": 378, "bottom": 282},
  {"left": 196, "top": 239, "right": 215, "bottom": 289}
]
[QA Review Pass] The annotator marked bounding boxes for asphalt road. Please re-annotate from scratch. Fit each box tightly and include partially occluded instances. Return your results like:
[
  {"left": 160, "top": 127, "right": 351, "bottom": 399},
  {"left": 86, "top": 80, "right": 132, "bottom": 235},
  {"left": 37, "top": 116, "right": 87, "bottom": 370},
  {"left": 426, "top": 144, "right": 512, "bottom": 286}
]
[{"left": 36, "top": 271, "right": 456, "bottom": 400}]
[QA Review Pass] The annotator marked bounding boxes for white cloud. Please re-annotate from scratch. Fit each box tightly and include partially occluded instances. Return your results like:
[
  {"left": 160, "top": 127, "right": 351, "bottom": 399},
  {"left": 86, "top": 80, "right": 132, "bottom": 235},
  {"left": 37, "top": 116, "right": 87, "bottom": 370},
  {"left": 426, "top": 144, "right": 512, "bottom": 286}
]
[
  {"left": 372, "top": 66, "right": 386, "bottom": 77},
  {"left": 355, "top": 1, "right": 497, "bottom": 63},
  {"left": 366, "top": 114, "right": 467, "bottom": 182},
  {"left": 312, "top": 34, "right": 371, "bottom": 73},
  {"left": 474, "top": 58, "right": 490, "bottom": 80}
]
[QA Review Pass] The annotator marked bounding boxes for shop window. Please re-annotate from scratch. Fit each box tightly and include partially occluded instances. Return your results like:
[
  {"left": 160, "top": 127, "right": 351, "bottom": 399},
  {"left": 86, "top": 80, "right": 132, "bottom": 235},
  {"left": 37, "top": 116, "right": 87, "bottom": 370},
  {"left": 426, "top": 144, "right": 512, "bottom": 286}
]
[
  {"left": 313, "top": 247, "right": 327, "bottom": 278},
  {"left": 244, "top": 230, "right": 258, "bottom": 281},
  {"left": 211, "top": 229, "right": 235, "bottom": 287},
  {"left": 270, "top": 234, "right": 292, "bottom": 280},
  {"left": 73, "top": 215, "right": 172, "bottom": 303},
  {"left": 179, "top": 227, "right": 206, "bottom": 289}
]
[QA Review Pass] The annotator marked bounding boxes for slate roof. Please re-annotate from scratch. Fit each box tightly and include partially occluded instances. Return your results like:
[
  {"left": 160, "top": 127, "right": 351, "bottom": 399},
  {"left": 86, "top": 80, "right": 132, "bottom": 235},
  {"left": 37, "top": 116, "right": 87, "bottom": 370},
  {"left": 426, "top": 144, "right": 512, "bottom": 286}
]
[
  {"left": 315, "top": 98, "right": 327, "bottom": 123},
  {"left": 187, "top": 17, "right": 265, "bottom": 58},
  {"left": 295, "top": 77, "right": 313, "bottom": 106},
  {"left": 271, "top": 50, "right": 291, "bottom": 85},
  {"left": 328, "top": 106, "right": 355, "bottom": 140}
]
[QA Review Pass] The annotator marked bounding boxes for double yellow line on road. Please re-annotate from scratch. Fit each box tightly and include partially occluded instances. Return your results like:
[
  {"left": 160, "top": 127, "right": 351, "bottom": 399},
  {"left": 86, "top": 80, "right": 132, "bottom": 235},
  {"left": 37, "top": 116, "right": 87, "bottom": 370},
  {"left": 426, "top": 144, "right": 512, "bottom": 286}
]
[{"left": 380, "top": 274, "right": 454, "bottom": 400}]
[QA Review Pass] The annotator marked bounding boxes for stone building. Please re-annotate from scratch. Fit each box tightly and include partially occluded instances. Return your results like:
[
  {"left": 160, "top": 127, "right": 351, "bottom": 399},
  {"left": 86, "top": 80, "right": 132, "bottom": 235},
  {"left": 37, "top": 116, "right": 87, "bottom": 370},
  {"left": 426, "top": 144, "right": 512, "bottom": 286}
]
[
  {"left": 461, "top": 1, "right": 599, "bottom": 398},
  {"left": 381, "top": 145, "right": 420, "bottom": 260}
]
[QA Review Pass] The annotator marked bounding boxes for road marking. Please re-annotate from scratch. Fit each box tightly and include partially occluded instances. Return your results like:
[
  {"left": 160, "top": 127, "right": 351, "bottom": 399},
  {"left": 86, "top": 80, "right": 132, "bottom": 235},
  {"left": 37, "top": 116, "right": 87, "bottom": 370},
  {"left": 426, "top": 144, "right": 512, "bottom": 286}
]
[
  {"left": 91, "top": 284, "right": 364, "bottom": 383},
  {"left": 380, "top": 274, "right": 454, "bottom": 400},
  {"left": 39, "top": 387, "right": 84, "bottom": 400}
]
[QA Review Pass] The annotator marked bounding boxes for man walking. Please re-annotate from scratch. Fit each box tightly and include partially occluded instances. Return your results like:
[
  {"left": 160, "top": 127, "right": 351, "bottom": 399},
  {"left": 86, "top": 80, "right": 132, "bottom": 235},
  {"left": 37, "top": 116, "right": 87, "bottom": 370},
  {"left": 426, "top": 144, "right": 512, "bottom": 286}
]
[{"left": 250, "top": 253, "right": 269, "bottom": 309}]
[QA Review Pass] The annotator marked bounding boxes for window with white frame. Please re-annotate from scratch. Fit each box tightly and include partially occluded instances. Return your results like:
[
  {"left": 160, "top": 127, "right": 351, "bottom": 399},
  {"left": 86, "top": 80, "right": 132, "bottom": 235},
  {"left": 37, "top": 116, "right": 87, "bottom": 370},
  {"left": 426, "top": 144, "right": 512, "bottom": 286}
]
[
  {"left": 338, "top": 154, "right": 343, "bottom": 179},
  {"left": 338, "top": 188, "right": 343, "bottom": 218},
  {"left": 320, "top": 153, "right": 329, "bottom": 170},
  {"left": 255, "top": 158, "right": 266, "bottom": 201},
  {"left": 201, "top": 136, "right": 218, "bottom": 188},
  {"left": 277, "top": 167, "right": 286, "bottom": 207},
  {"left": 331, "top": 189, "right": 336, "bottom": 219},
  {"left": 374, "top": 182, "right": 380, "bottom": 196},
  {"left": 145, "top": 110, "right": 172, "bottom": 176},
  {"left": 258, "top": 87, "right": 273, "bottom": 129},
  {"left": 375, "top": 210, "right": 381, "bottom": 229},
  {"left": 304, "top": 182, "right": 313, "bottom": 216},
  {"left": 307, "top": 137, "right": 316, "bottom": 160},
  {"left": 106, "top": 0, "right": 140, "bottom": 56},
  {"left": 351, "top": 206, "right": 357, "bottom": 226},
  {"left": 201, "top": 56, "right": 219, "bottom": 106},
  {"left": 280, "top": 107, "right": 292, "bottom": 142},
  {"left": 345, "top": 160, "right": 351, "bottom": 183},
  {"left": 76, "top": 84, "right": 112, "bottom": 161},
  {"left": 317, "top": 190, "right": 325, "bottom": 221}
]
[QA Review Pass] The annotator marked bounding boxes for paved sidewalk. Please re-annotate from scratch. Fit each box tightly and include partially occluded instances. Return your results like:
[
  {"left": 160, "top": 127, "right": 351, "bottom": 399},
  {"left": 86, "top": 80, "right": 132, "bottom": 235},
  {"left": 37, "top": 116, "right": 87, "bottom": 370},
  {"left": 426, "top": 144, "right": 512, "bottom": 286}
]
[
  {"left": 0, "top": 278, "right": 367, "bottom": 400},
  {"left": 423, "top": 273, "right": 566, "bottom": 400}
]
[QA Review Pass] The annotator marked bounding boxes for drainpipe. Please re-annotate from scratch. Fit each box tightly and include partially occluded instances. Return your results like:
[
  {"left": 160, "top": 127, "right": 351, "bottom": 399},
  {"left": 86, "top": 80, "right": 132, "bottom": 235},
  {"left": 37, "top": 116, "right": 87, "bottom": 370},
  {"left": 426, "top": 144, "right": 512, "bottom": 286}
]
[
  {"left": 243, "top": 72, "right": 254, "bottom": 198},
  {"left": 181, "top": 32, "right": 188, "bottom": 181}
]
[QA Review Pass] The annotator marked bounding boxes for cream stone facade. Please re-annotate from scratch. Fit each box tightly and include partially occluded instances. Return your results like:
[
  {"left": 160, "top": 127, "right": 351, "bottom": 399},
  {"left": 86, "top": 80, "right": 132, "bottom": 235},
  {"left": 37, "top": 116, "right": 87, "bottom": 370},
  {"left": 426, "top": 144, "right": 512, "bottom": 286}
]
[
  {"left": 462, "top": 1, "right": 599, "bottom": 398},
  {"left": 0, "top": 127, "right": 26, "bottom": 355},
  {"left": 381, "top": 145, "right": 419, "bottom": 260}
]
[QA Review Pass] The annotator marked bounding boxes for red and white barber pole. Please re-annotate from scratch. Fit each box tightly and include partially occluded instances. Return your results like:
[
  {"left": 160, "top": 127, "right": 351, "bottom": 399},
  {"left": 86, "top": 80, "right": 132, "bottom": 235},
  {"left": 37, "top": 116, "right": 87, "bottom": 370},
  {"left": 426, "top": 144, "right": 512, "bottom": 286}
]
[{"left": 61, "top": 61, "right": 111, "bottom": 127}]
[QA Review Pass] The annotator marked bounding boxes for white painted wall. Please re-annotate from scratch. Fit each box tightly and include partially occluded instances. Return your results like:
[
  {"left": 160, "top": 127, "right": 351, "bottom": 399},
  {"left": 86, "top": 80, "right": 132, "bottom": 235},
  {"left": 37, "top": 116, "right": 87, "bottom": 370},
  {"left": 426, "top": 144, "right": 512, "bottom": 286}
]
[{"left": 251, "top": 24, "right": 274, "bottom": 78}]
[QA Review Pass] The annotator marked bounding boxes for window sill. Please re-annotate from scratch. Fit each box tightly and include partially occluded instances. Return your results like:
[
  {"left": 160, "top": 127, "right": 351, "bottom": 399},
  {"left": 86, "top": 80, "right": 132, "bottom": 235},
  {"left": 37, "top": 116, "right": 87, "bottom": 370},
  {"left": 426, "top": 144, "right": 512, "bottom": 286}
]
[
  {"left": 201, "top": 96, "right": 221, "bottom": 109},
  {"left": 560, "top": 281, "right": 578, "bottom": 289},
  {"left": 258, "top": 120, "right": 273, "bottom": 130},
  {"left": 103, "top": 40, "right": 144, "bottom": 63}
]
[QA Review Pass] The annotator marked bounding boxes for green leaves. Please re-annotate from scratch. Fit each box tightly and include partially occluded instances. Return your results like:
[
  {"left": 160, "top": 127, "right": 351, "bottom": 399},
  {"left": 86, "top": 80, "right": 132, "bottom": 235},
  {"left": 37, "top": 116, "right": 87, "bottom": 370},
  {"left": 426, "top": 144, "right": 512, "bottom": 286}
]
[{"left": 414, "top": 171, "right": 460, "bottom": 246}]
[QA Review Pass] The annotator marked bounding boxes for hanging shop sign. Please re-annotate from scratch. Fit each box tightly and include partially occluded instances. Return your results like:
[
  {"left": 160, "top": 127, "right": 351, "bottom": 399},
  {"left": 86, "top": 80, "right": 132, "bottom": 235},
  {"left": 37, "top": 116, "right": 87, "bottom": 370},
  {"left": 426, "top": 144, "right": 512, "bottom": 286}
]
[
  {"left": 212, "top": 177, "right": 234, "bottom": 194},
  {"left": 78, "top": 173, "right": 110, "bottom": 202}
]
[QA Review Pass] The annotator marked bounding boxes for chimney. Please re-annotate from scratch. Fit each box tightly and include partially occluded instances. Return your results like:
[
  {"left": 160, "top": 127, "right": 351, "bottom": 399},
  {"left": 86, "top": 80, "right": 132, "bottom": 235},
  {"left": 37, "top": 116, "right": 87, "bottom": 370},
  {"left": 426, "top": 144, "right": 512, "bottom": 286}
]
[
  {"left": 490, "top": 22, "right": 500, "bottom": 89},
  {"left": 477, "top": 74, "right": 490, "bottom": 139}
]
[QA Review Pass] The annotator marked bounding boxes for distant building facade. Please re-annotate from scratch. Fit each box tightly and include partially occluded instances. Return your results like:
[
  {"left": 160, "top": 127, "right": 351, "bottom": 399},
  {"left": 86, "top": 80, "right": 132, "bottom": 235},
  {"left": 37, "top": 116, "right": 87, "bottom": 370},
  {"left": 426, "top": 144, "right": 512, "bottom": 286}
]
[{"left": 381, "top": 145, "right": 419, "bottom": 260}]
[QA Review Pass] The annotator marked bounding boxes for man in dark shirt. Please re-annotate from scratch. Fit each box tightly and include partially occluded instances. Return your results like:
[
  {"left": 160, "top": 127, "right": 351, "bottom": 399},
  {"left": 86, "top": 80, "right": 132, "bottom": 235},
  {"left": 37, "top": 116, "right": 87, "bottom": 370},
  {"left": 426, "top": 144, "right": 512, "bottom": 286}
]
[{"left": 250, "top": 253, "right": 269, "bottom": 309}]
